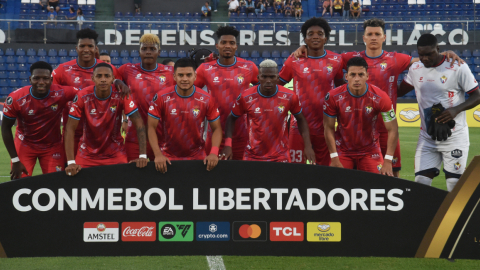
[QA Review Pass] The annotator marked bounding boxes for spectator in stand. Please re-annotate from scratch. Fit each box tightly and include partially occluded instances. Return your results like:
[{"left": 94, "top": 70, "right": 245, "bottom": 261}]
[
  {"left": 322, "top": 0, "right": 333, "bottom": 17},
  {"left": 162, "top": 59, "right": 175, "bottom": 67},
  {"left": 66, "top": 7, "right": 76, "bottom": 20},
  {"left": 274, "top": 0, "right": 283, "bottom": 14},
  {"left": 211, "top": 0, "right": 219, "bottom": 12},
  {"left": 228, "top": 0, "right": 240, "bottom": 16},
  {"left": 47, "top": 6, "right": 57, "bottom": 21},
  {"left": 202, "top": 1, "right": 212, "bottom": 17},
  {"left": 99, "top": 52, "right": 111, "bottom": 64},
  {"left": 351, "top": 0, "right": 360, "bottom": 18},
  {"left": 284, "top": 0, "right": 293, "bottom": 16},
  {"left": 77, "top": 8, "right": 85, "bottom": 21},
  {"left": 40, "top": 0, "right": 49, "bottom": 10},
  {"left": 255, "top": 0, "right": 266, "bottom": 14},
  {"left": 48, "top": 0, "right": 59, "bottom": 9},
  {"left": 333, "top": 0, "right": 343, "bottom": 16},
  {"left": 246, "top": 0, "right": 256, "bottom": 13},
  {"left": 266, "top": 0, "right": 274, "bottom": 7},
  {"left": 293, "top": 0, "right": 303, "bottom": 20},
  {"left": 343, "top": 0, "right": 350, "bottom": 20},
  {"left": 134, "top": 0, "right": 142, "bottom": 12}
]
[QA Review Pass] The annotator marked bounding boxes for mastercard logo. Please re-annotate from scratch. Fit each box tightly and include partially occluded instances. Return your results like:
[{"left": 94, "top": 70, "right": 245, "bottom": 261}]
[
  {"left": 474, "top": 109, "right": 480, "bottom": 122},
  {"left": 238, "top": 224, "right": 262, "bottom": 239},
  {"left": 399, "top": 108, "right": 420, "bottom": 123}
]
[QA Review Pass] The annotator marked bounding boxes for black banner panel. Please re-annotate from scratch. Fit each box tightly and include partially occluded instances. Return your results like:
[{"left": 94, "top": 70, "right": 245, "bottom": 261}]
[{"left": 0, "top": 161, "right": 452, "bottom": 258}]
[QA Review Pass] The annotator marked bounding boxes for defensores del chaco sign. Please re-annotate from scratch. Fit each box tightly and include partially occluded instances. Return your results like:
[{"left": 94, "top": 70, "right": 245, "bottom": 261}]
[{"left": 0, "top": 159, "right": 480, "bottom": 259}]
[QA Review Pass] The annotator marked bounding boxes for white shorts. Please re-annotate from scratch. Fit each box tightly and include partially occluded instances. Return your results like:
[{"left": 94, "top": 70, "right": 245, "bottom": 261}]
[{"left": 414, "top": 131, "right": 469, "bottom": 178}]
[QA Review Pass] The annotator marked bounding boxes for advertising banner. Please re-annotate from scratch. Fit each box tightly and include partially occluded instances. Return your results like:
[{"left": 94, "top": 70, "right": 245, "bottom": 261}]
[
  {"left": 0, "top": 160, "right": 479, "bottom": 259},
  {"left": 397, "top": 104, "right": 480, "bottom": 128}
]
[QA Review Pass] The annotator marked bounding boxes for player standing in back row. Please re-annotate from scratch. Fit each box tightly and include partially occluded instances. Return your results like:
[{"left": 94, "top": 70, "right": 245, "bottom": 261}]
[
  {"left": 194, "top": 26, "right": 259, "bottom": 160},
  {"left": 398, "top": 34, "right": 480, "bottom": 191},
  {"left": 278, "top": 17, "right": 344, "bottom": 165}
]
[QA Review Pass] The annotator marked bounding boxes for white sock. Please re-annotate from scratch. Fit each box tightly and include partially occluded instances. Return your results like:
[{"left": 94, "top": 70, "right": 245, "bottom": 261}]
[
  {"left": 415, "top": 175, "right": 433, "bottom": 186},
  {"left": 446, "top": 178, "right": 459, "bottom": 192}
]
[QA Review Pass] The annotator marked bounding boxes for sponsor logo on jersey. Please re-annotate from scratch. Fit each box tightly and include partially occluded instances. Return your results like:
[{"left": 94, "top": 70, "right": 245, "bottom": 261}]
[
  {"left": 49, "top": 104, "right": 58, "bottom": 111},
  {"left": 454, "top": 162, "right": 461, "bottom": 170},
  {"left": 53, "top": 153, "right": 61, "bottom": 159},
  {"left": 326, "top": 65, "right": 333, "bottom": 74},
  {"left": 159, "top": 75, "right": 166, "bottom": 83},
  {"left": 18, "top": 134, "right": 24, "bottom": 140},
  {"left": 270, "top": 222, "right": 304, "bottom": 242},
  {"left": 303, "top": 67, "right": 309, "bottom": 73},
  {"left": 325, "top": 93, "right": 330, "bottom": 101},
  {"left": 158, "top": 222, "right": 194, "bottom": 242},
  {"left": 152, "top": 93, "right": 158, "bottom": 102},
  {"left": 110, "top": 105, "right": 117, "bottom": 113},
  {"left": 55, "top": 166, "right": 62, "bottom": 172},
  {"left": 440, "top": 75, "right": 447, "bottom": 84},
  {"left": 121, "top": 222, "right": 156, "bottom": 242},
  {"left": 255, "top": 107, "right": 261, "bottom": 113},
  {"left": 399, "top": 108, "right": 420, "bottom": 122},
  {"left": 28, "top": 110, "right": 34, "bottom": 115},
  {"left": 377, "top": 164, "right": 383, "bottom": 172},
  {"left": 365, "top": 106, "right": 373, "bottom": 114},
  {"left": 371, "top": 153, "right": 380, "bottom": 159},
  {"left": 277, "top": 104, "right": 285, "bottom": 113},
  {"left": 136, "top": 74, "right": 142, "bottom": 79},
  {"left": 233, "top": 222, "right": 267, "bottom": 241},
  {"left": 345, "top": 106, "right": 351, "bottom": 112},
  {"left": 389, "top": 76, "right": 395, "bottom": 82},
  {"left": 213, "top": 77, "right": 219, "bottom": 83},
  {"left": 74, "top": 77, "right": 80, "bottom": 83},
  {"left": 90, "top": 109, "right": 96, "bottom": 115},
  {"left": 192, "top": 107, "right": 200, "bottom": 117},
  {"left": 473, "top": 109, "right": 480, "bottom": 122},
  {"left": 84, "top": 222, "right": 119, "bottom": 242},
  {"left": 307, "top": 222, "right": 341, "bottom": 242},
  {"left": 236, "top": 75, "right": 244, "bottom": 84},
  {"left": 380, "top": 62, "right": 387, "bottom": 71},
  {"left": 171, "top": 108, "right": 177, "bottom": 115},
  {"left": 6, "top": 96, "right": 12, "bottom": 105},
  {"left": 451, "top": 149, "right": 463, "bottom": 158},
  {"left": 196, "top": 222, "right": 230, "bottom": 241}
]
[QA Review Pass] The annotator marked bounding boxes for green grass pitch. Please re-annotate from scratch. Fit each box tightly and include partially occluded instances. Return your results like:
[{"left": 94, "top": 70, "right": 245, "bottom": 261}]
[{"left": 0, "top": 127, "right": 479, "bottom": 269}]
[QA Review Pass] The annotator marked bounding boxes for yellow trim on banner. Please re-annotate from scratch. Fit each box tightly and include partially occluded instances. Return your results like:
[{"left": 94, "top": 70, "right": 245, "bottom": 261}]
[{"left": 396, "top": 104, "right": 480, "bottom": 128}]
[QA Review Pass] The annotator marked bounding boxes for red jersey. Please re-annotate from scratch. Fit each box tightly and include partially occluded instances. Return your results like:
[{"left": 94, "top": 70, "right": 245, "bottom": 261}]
[
  {"left": 53, "top": 59, "right": 121, "bottom": 137},
  {"left": 341, "top": 50, "right": 412, "bottom": 133},
  {"left": 68, "top": 85, "right": 138, "bottom": 159},
  {"left": 194, "top": 57, "right": 259, "bottom": 142},
  {"left": 279, "top": 51, "right": 344, "bottom": 135},
  {"left": 117, "top": 63, "right": 175, "bottom": 144},
  {"left": 148, "top": 86, "right": 220, "bottom": 160},
  {"left": 323, "top": 83, "right": 394, "bottom": 155},
  {"left": 232, "top": 85, "right": 302, "bottom": 161},
  {"left": 3, "top": 85, "right": 78, "bottom": 149}
]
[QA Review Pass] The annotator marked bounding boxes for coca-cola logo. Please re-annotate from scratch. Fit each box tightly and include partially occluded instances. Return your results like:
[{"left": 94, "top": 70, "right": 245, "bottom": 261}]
[{"left": 121, "top": 222, "right": 156, "bottom": 242}]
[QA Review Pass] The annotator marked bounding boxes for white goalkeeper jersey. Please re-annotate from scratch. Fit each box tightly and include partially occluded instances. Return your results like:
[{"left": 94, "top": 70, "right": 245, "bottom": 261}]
[{"left": 404, "top": 57, "right": 479, "bottom": 139}]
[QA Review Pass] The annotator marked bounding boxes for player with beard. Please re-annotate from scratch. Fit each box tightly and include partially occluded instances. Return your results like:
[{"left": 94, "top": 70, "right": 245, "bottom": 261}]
[
  {"left": 278, "top": 17, "right": 344, "bottom": 165},
  {"left": 2, "top": 62, "right": 79, "bottom": 179},
  {"left": 117, "top": 33, "right": 175, "bottom": 161},
  {"left": 194, "top": 26, "right": 259, "bottom": 160},
  {"left": 52, "top": 28, "right": 130, "bottom": 158}
]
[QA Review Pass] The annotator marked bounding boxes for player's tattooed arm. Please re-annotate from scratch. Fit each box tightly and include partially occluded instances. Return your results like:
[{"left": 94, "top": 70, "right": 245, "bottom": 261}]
[
  {"left": 65, "top": 117, "right": 82, "bottom": 177},
  {"left": 114, "top": 80, "right": 131, "bottom": 99},
  {"left": 437, "top": 88, "right": 480, "bottom": 124},
  {"left": 148, "top": 115, "right": 171, "bottom": 173},
  {"left": 397, "top": 80, "right": 415, "bottom": 97},
  {"left": 381, "top": 118, "right": 399, "bottom": 177},
  {"left": 294, "top": 112, "right": 316, "bottom": 164},
  {"left": 1, "top": 117, "right": 28, "bottom": 179},
  {"left": 205, "top": 119, "right": 222, "bottom": 171},
  {"left": 128, "top": 111, "right": 148, "bottom": 168},
  {"left": 323, "top": 114, "right": 343, "bottom": 168},
  {"left": 220, "top": 113, "right": 238, "bottom": 160}
]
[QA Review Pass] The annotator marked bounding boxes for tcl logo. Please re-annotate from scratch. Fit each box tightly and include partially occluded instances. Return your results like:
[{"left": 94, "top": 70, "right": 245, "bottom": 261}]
[
  {"left": 269, "top": 222, "right": 304, "bottom": 241},
  {"left": 121, "top": 222, "right": 156, "bottom": 242}
]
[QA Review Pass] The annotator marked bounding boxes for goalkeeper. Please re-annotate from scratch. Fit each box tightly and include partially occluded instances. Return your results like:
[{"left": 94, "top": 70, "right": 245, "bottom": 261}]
[{"left": 398, "top": 34, "right": 480, "bottom": 191}]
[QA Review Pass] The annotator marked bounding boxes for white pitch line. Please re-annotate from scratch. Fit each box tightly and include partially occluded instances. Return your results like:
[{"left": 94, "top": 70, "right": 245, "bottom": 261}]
[{"left": 206, "top": 256, "right": 226, "bottom": 270}]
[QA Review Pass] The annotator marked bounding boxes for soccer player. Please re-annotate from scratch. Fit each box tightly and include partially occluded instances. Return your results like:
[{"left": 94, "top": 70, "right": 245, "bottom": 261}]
[
  {"left": 398, "top": 34, "right": 480, "bottom": 191},
  {"left": 293, "top": 18, "right": 463, "bottom": 177},
  {"left": 99, "top": 52, "right": 111, "bottom": 64},
  {"left": 53, "top": 28, "right": 129, "bottom": 157},
  {"left": 117, "top": 33, "right": 175, "bottom": 161},
  {"left": 65, "top": 63, "right": 147, "bottom": 176},
  {"left": 278, "top": 17, "right": 344, "bottom": 165},
  {"left": 148, "top": 58, "right": 222, "bottom": 173},
  {"left": 324, "top": 57, "right": 398, "bottom": 175},
  {"left": 1, "top": 61, "right": 78, "bottom": 179},
  {"left": 222, "top": 60, "right": 315, "bottom": 163},
  {"left": 194, "top": 26, "right": 259, "bottom": 160}
]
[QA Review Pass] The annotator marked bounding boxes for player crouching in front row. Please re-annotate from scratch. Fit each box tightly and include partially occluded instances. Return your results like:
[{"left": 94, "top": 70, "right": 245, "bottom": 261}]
[
  {"left": 147, "top": 58, "right": 222, "bottom": 173},
  {"left": 65, "top": 63, "right": 148, "bottom": 176},
  {"left": 324, "top": 57, "right": 399, "bottom": 176},
  {"left": 221, "top": 59, "right": 316, "bottom": 163}
]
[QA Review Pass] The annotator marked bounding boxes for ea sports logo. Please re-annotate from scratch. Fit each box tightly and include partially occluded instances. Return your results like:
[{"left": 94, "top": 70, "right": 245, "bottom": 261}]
[
  {"left": 238, "top": 224, "right": 261, "bottom": 239},
  {"left": 473, "top": 108, "right": 480, "bottom": 122},
  {"left": 399, "top": 108, "right": 420, "bottom": 123}
]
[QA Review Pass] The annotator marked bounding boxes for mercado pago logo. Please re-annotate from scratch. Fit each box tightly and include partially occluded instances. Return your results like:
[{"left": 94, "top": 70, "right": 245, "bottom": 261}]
[{"left": 11, "top": 188, "right": 405, "bottom": 212}]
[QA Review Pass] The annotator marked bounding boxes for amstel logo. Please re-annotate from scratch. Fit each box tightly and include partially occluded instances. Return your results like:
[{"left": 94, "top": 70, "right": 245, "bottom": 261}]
[{"left": 399, "top": 108, "right": 420, "bottom": 123}]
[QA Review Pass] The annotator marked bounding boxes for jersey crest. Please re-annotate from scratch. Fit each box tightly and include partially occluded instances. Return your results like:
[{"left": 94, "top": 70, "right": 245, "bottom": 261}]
[
  {"left": 380, "top": 62, "right": 387, "bottom": 71},
  {"left": 277, "top": 104, "right": 285, "bottom": 113},
  {"left": 51, "top": 104, "right": 58, "bottom": 111},
  {"left": 365, "top": 106, "right": 373, "bottom": 114},
  {"left": 326, "top": 65, "right": 333, "bottom": 74},
  {"left": 237, "top": 75, "right": 244, "bottom": 84},
  {"left": 110, "top": 105, "right": 117, "bottom": 113},
  {"left": 192, "top": 107, "right": 200, "bottom": 117},
  {"left": 440, "top": 75, "right": 447, "bottom": 84},
  {"left": 159, "top": 75, "right": 166, "bottom": 84}
]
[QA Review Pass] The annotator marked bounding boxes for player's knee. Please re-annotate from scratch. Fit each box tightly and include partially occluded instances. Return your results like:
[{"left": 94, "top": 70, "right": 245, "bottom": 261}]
[
  {"left": 415, "top": 175, "right": 433, "bottom": 186},
  {"left": 446, "top": 177, "right": 459, "bottom": 192}
]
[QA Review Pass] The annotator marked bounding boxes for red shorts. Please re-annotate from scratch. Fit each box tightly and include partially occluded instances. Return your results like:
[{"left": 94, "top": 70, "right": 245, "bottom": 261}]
[
  {"left": 337, "top": 150, "right": 384, "bottom": 174},
  {"left": 206, "top": 136, "right": 247, "bottom": 161},
  {"left": 125, "top": 141, "right": 156, "bottom": 161},
  {"left": 244, "top": 155, "right": 290, "bottom": 163},
  {"left": 76, "top": 154, "right": 128, "bottom": 168},
  {"left": 13, "top": 140, "right": 65, "bottom": 178},
  {"left": 164, "top": 151, "right": 206, "bottom": 161},
  {"left": 288, "top": 128, "right": 330, "bottom": 166},
  {"left": 378, "top": 132, "right": 401, "bottom": 171}
]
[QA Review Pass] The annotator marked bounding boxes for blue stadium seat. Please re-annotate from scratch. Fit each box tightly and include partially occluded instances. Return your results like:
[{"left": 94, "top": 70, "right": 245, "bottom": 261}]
[
  {"left": 110, "top": 50, "right": 119, "bottom": 57},
  {"left": 121, "top": 57, "right": 130, "bottom": 65},
  {"left": 411, "top": 50, "right": 419, "bottom": 57},
  {"left": 240, "top": 51, "right": 249, "bottom": 58},
  {"left": 130, "top": 50, "right": 139, "bottom": 57},
  {"left": 168, "top": 50, "right": 177, "bottom": 58},
  {"left": 58, "top": 49, "right": 68, "bottom": 57},
  {"left": 473, "top": 50, "right": 480, "bottom": 57},
  {"left": 0, "top": 80, "right": 8, "bottom": 87},
  {"left": 6, "top": 56, "right": 15, "bottom": 64},
  {"left": 0, "top": 56, "right": 5, "bottom": 63},
  {"left": 7, "top": 71, "right": 18, "bottom": 79},
  {"left": 18, "top": 72, "right": 29, "bottom": 79},
  {"left": 251, "top": 50, "right": 260, "bottom": 58},
  {"left": 48, "top": 57, "right": 59, "bottom": 65},
  {"left": 16, "top": 48, "right": 26, "bottom": 56},
  {"left": 474, "top": 58, "right": 480, "bottom": 65},
  {"left": 0, "top": 71, "right": 6, "bottom": 79},
  {"left": 178, "top": 50, "right": 187, "bottom": 58},
  {"left": 68, "top": 49, "right": 77, "bottom": 57},
  {"left": 9, "top": 79, "right": 20, "bottom": 88},
  {"left": 0, "top": 64, "right": 5, "bottom": 71},
  {"left": 26, "top": 48, "right": 36, "bottom": 56},
  {"left": 160, "top": 50, "right": 168, "bottom": 58},
  {"left": 111, "top": 57, "right": 121, "bottom": 65},
  {"left": 19, "top": 79, "right": 29, "bottom": 87},
  {"left": 475, "top": 66, "right": 480, "bottom": 73},
  {"left": 261, "top": 50, "right": 271, "bottom": 58},
  {"left": 120, "top": 50, "right": 129, "bottom": 57},
  {"left": 17, "top": 56, "right": 27, "bottom": 64},
  {"left": 48, "top": 49, "right": 57, "bottom": 57},
  {"left": 5, "top": 48, "right": 14, "bottom": 56},
  {"left": 59, "top": 57, "right": 69, "bottom": 64},
  {"left": 27, "top": 56, "right": 38, "bottom": 64},
  {"left": 281, "top": 50, "right": 291, "bottom": 58},
  {"left": 0, "top": 87, "right": 9, "bottom": 96},
  {"left": 271, "top": 50, "right": 281, "bottom": 58},
  {"left": 131, "top": 57, "right": 141, "bottom": 64}
]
